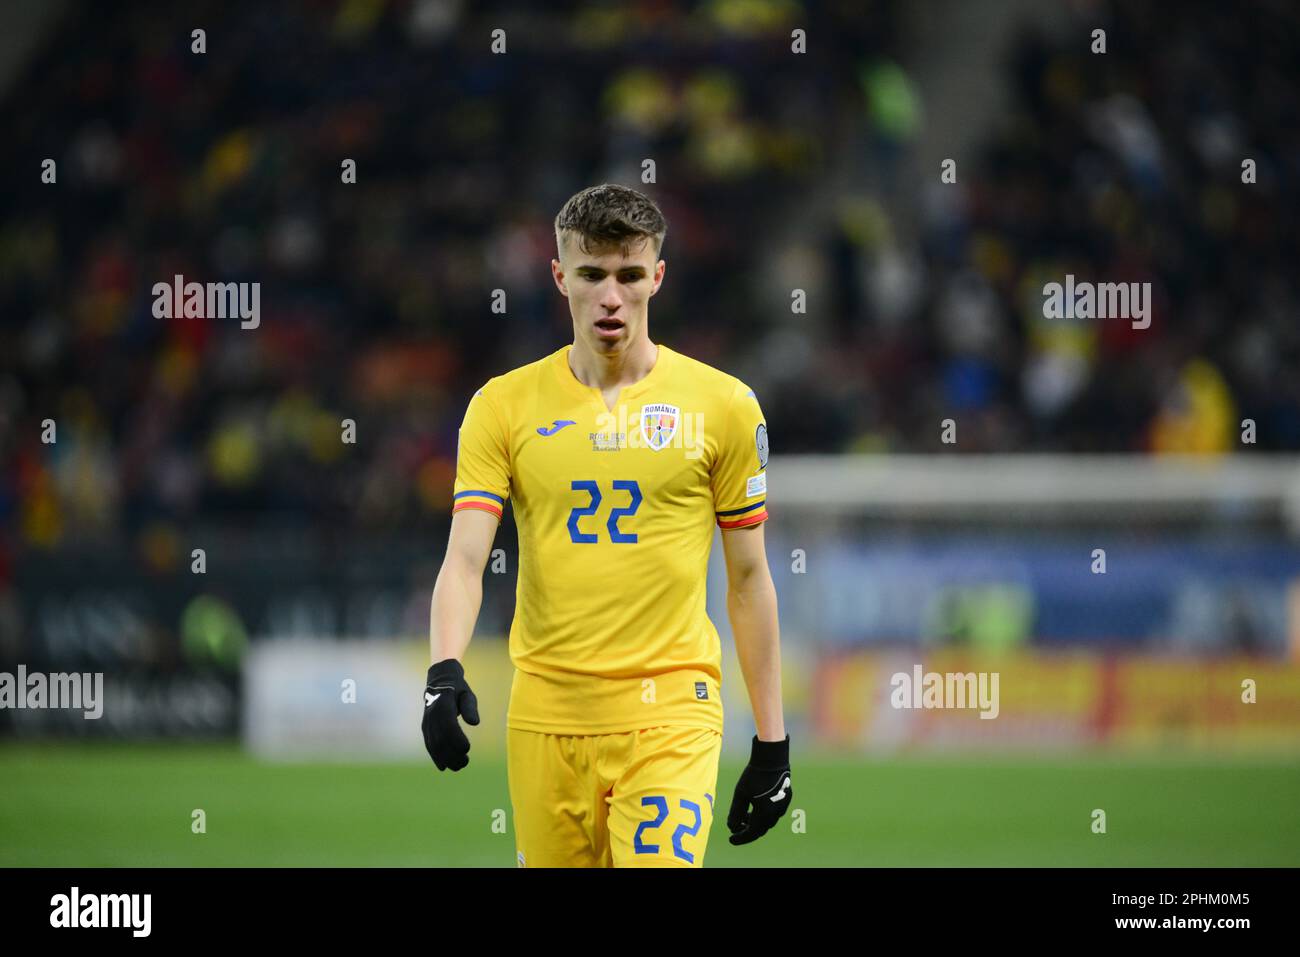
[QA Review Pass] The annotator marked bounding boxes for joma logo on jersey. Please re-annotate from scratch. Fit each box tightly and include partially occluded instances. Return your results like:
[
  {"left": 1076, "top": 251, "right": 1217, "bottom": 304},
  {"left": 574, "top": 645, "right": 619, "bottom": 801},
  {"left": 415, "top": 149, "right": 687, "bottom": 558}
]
[{"left": 537, "top": 419, "right": 576, "bottom": 436}]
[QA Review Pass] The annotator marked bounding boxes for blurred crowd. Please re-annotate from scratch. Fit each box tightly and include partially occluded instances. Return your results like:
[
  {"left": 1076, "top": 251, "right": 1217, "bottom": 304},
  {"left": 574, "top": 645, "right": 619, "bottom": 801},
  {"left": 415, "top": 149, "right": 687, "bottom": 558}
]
[
  {"left": 869, "top": 0, "right": 1300, "bottom": 458},
  {"left": 1, "top": 0, "right": 1296, "bottom": 555}
]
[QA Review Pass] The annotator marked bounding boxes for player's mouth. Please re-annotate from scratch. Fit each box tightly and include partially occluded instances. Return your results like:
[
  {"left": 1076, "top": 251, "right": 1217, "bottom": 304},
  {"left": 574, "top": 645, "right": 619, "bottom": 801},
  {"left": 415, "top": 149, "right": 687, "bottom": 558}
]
[{"left": 594, "top": 316, "right": 625, "bottom": 339}]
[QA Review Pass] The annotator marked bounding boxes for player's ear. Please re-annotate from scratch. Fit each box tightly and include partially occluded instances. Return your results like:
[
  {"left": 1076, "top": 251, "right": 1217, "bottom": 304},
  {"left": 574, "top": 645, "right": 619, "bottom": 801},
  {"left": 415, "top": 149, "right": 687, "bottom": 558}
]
[
  {"left": 651, "top": 259, "right": 666, "bottom": 295},
  {"left": 551, "top": 259, "right": 568, "bottom": 297}
]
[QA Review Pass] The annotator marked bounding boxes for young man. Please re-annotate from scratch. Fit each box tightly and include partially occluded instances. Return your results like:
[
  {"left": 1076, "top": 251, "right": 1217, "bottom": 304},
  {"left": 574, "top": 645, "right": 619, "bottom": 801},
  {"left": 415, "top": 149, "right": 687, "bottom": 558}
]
[{"left": 422, "top": 183, "right": 790, "bottom": 867}]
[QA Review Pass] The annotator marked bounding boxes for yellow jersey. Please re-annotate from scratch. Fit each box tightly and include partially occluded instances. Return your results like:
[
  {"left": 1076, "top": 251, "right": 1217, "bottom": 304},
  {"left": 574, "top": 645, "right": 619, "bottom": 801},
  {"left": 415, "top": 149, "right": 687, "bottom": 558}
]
[{"left": 452, "top": 343, "right": 769, "bottom": 735}]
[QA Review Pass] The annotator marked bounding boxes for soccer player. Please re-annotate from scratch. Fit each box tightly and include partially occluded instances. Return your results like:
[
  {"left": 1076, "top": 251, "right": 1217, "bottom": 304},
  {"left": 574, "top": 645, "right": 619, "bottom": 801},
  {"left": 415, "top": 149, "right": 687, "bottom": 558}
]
[{"left": 422, "top": 184, "right": 791, "bottom": 867}]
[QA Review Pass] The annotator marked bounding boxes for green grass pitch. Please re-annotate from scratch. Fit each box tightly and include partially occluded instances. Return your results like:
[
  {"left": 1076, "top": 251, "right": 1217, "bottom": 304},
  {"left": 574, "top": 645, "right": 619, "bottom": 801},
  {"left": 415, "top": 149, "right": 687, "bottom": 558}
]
[{"left": 2, "top": 743, "right": 1297, "bottom": 866}]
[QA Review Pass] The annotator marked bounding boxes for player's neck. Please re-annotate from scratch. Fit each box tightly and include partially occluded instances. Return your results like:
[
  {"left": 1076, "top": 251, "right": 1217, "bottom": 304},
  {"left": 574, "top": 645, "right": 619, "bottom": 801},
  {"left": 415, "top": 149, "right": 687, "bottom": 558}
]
[{"left": 568, "top": 336, "right": 659, "bottom": 390}]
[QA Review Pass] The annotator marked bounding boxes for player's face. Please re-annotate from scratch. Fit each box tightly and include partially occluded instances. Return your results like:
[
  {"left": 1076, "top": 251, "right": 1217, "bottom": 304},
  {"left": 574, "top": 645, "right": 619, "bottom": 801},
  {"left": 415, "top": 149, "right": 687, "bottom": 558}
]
[{"left": 553, "top": 234, "right": 665, "bottom": 355}]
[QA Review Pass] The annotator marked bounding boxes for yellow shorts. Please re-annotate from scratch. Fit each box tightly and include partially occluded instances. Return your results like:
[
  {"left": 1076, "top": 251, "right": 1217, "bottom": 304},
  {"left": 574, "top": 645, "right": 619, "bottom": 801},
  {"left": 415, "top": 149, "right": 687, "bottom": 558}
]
[{"left": 507, "top": 724, "right": 723, "bottom": 868}]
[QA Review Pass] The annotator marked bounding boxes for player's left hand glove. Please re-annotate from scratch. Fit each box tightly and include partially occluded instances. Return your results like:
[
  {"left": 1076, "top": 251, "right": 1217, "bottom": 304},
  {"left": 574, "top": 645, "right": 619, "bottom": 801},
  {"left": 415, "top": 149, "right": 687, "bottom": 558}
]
[
  {"left": 421, "top": 659, "right": 480, "bottom": 772},
  {"left": 727, "top": 734, "right": 792, "bottom": 845}
]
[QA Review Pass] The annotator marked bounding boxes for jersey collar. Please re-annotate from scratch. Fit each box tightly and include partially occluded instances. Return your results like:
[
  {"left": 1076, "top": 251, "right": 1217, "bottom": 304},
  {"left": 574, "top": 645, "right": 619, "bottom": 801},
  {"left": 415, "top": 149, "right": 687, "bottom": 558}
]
[{"left": 553, "top": 342, "right": 673, "bottom": 410}]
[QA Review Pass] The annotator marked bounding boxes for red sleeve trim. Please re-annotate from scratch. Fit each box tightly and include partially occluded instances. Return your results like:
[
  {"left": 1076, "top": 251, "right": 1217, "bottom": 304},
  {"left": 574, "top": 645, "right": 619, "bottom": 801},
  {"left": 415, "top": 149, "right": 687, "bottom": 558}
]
[
  {"left": 452, "top": 501, "right": 503, "bottom": 520},
  {"left": 718, "top": 509, "right": 768, "bottom": 529}
]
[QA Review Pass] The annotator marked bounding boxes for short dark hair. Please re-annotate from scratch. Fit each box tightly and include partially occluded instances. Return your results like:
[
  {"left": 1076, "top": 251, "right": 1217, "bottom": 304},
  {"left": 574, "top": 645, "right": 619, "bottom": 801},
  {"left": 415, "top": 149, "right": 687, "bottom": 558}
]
[{"left": 554, "top": 183, "right": 667, "bottom": 260}]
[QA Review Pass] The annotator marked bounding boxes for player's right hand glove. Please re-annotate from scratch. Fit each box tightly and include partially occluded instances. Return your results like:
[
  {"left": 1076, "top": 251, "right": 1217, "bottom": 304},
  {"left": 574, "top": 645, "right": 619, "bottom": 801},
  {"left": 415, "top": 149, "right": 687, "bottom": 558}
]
[
  {"left": 727, "top": 734, "right": 792, "bottom": 845},
  {"left": 421, "top": 659, "right": 480, "bottom": 771}
]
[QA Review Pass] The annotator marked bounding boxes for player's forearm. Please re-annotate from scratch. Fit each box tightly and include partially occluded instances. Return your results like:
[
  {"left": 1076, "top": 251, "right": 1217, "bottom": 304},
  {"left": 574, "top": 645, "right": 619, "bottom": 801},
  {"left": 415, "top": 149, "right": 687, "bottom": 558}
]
[
  {"left": 429, "top": 556, "right": 484, "bottom": 662},
  {"left": 727, "top": 573, "right": 785, "bottom": 742}
]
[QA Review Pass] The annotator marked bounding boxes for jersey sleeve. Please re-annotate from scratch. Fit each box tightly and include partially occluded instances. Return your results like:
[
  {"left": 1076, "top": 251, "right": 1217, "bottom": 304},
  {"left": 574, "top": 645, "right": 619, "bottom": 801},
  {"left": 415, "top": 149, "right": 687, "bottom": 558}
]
[
  {"left": 710, "top": 381, "right": 769, "bottom": 529},
  {"left": 452, "top": 384, "right": 511, "bottom": 521}
]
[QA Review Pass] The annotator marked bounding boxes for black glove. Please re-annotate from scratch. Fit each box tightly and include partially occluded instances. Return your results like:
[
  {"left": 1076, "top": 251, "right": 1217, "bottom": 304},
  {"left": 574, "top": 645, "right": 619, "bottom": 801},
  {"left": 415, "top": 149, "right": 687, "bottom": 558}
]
[
  {"left": 421, "top": 659, "right": 480, "bottom": 771},
  {"left": 727, "top": 734, "right": 792, "bottom": 845}
]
